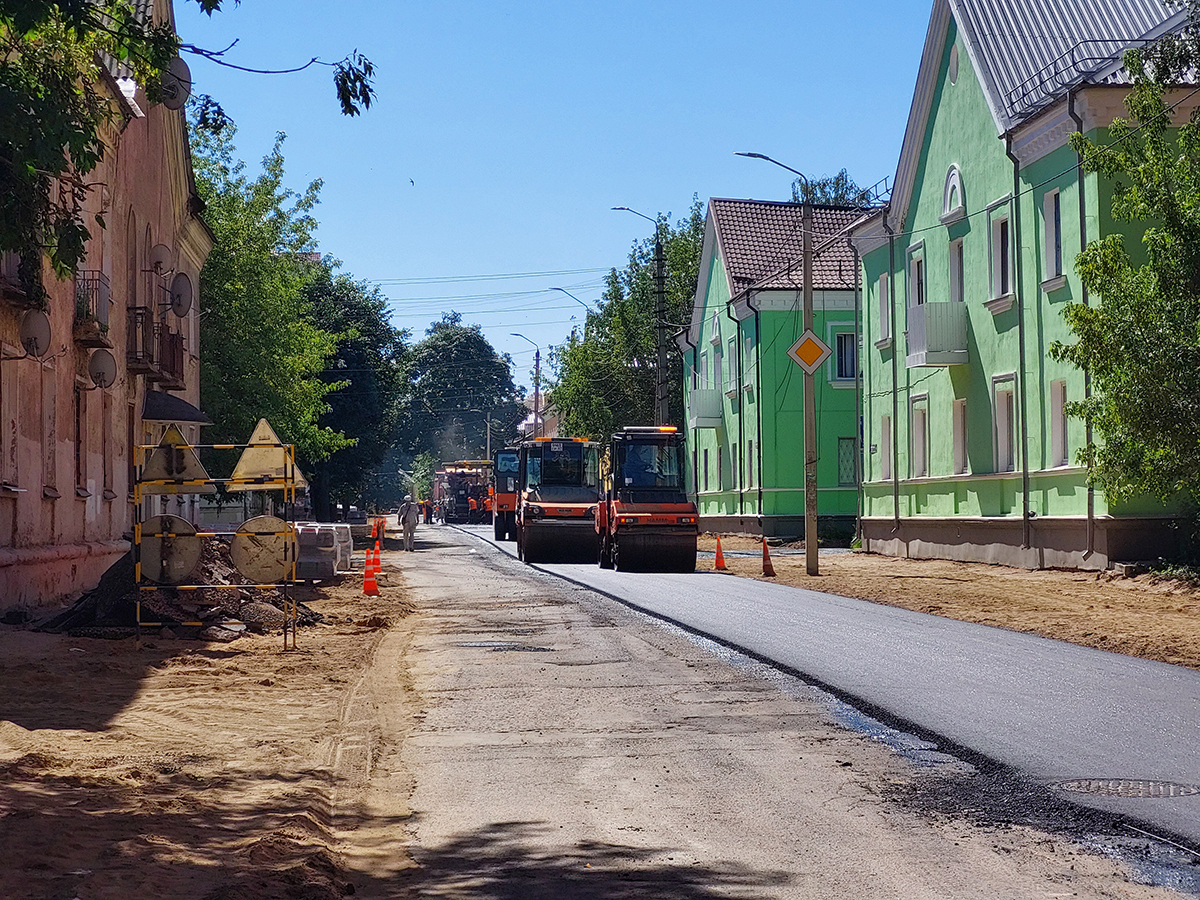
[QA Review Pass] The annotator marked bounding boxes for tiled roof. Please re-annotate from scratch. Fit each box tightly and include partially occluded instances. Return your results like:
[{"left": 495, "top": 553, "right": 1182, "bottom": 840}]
[
  {"left": 951, "top": 0, "right": 1185, "bottom": 128},
  {"left": 709, "top": 199, "right": 865, "bottom": 294}
]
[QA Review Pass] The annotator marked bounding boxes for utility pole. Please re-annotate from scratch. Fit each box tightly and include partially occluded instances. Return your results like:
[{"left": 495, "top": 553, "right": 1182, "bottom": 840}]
[
  {"left": 736, "top": 153, "right": 819, "bottom": 575},
  {"left": 511, "top": 333, "right": 541, "bottom": 439},
  {"left": 614, "top": 207, "right": 669, "bottom": 425},
  {"left": 486, "top": 411, "right": 491, "bottom": 459}
]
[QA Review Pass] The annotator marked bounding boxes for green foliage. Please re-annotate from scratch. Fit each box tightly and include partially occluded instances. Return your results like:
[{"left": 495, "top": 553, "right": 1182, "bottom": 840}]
[
  {"left": 1051, "top": 34, "right": 1200, "bottom": 504},
  {"left": 192, "top": 123, "right": 349, "bottom": 465},
  {"left": 791, "top": 170, "right": 873, "bottom": 207},
  {"left": 410, "top": 450, "right": 438, "bottom": 502},
  {"left": 399, "top": 312, "right": 525, "bottom": 462},
  {"left": 548, "top": 198, "right": 705, "bottom": 439},
  {"left": 305, "top": 264, "right": 409, "bottom": 516},
  {"left": 0, "top": 0, "right": 374, "bottom": 299}
]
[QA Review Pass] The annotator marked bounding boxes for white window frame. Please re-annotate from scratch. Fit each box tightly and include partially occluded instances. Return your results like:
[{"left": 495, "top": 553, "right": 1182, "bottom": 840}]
[
  {"left": 713, "top": 346, "right": 723, "bottom": 394},
  {"left": 907, "top": 243, "right": 926, "bottom": 308},
  {"left": 727, "top": 337, "right": 737, "bottom": 391},
  {"left": 952, "top": 398, "right": 968, "bottom": 474},
  {"left": 993, "top": 379, "right": 1016, "bottom": 473},
  {"left": 700, "top": 351, "right": 709, "bottom": 389},
  {"left": 1050, "top": 380, "right": 1069, "bottom": 467},
  {"left": 1043, "top": 190, "right": 1065, "bottom": 289},
  {"left": 0, "top": 342, "right": 16, "bottom": 487},
  {"left": 877, "top": 271, "right": 892, "bottom": 344},
  {"left": 990, "top": 213, "right": 1013, "bottom": 300},
  {"left": 835, "top": 331, "right": 857, "bottom": 380},
  {"left": 880, "top": 415, "right": 892, "bottom": 481},
  {"left": 910, "top": 398, "right": 929, "bottom": 478},
  {"left": 746, "top": 439, "right": 754, "bottom": 487},
  {"left": 949, "top": 238, "right": 965, "bottom": 304},
  {"left": 703, "top": 448, "right": 710, "bottom": 492}
]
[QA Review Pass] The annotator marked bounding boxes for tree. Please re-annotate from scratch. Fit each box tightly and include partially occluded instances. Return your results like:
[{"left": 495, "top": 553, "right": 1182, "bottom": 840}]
[
  {"left": 548, "top": 198, "right": 705, "bottom": 439},
  {"left": 791, "top": 170, "right": 874, "bottom": 207},
  {"left": 398, "top": 312, "right": 525, "bottom": 462},
  {"left": 0, "top": 1, "right": 374, "bottom": 302},
  {"left": 305, "top": 264, "right": 409, "bottom": 519},
  {"left": 1050, "top": 22, "right": 1200, "bottom": 505},
  {"left": 192, "top": 122, "right": 349, "bottom": 466}
]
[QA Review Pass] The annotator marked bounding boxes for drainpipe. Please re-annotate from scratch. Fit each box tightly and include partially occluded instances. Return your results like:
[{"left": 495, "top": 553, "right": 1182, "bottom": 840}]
[
  {"left": 850, "top": 238, "right": 864, "bottom": 544},
  {"left": 882, "top": 214, "right": 901, "bottom": 534},
  {"left": 748, "top": 289, "right": 765, "bottom": 530},
  {"left": 1005, "top": 134, "right": 1033, "bottom": 551},
  {"left": 1068, "top": 89, "right": 1095, "bottom": 560},
  {"left": 726, "top": 297, "right": 745, "bottom": 528}
]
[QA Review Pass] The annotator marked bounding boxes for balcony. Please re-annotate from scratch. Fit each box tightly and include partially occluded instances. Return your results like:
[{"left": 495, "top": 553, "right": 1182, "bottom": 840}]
[
  {"left": 905, "top": 301, "right": 968, "bottom": 367},
  {"left": 73, "top": 270, "right": 113, "bottom": 347},
  {"left": 687, "top": 388, "right": 723, "bottom": 430},
  {"left": 126, "top": 305, "right": 159, "bottom": 375}
]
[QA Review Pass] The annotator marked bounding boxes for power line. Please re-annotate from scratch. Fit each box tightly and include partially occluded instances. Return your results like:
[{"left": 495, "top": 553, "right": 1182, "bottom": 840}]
[{"left": 369, "top": 267, "right": 611, "bottom": 286}]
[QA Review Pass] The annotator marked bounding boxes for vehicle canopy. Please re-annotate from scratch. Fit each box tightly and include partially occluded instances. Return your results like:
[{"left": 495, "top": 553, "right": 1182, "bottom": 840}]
[
  {"left": 519, "top": 438, "right": 600, "bottom": 504},
  {"left": 606, "top": 427, "right": 688, "bottom": 504},
  {"left": 493, "top": 448, "right": 520, "bottom": 494}
]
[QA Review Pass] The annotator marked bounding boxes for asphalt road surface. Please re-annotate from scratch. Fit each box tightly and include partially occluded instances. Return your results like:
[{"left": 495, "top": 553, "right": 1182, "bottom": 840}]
[{"left": 458, "top": 523, "right": 1200, "bottom": 850}]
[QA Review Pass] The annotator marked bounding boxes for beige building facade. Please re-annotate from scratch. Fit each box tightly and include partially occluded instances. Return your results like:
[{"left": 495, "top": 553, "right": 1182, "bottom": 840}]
[{"left": 0, "top": 1, "right": 212, "bottom": 610}]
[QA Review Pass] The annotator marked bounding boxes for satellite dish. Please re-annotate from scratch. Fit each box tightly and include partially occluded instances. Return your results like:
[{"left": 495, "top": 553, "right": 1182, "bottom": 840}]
[
  {"left": 159, "top": 57, "right": 192, "bottom": 111},
  {"left": 18, "top": 309, "right": 51, "bottom": 358},
  {"left": 149, "top": 243, "right": 174, "bottom": 273},
  {"left": 169, "top": 271, "right": 193, "bottom": 317},
  {"left": 88, "top": 348, "right": 117, "bottom": 389}
]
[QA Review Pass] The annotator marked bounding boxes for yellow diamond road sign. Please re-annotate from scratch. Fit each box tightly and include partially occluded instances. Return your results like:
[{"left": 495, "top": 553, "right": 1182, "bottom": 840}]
[{"left": 787, "top": 330, "right": 832, "bottom": 374}]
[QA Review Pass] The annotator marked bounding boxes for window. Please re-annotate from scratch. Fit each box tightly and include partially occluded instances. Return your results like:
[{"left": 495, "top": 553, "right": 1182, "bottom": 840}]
[
  {"left": 949, "top": 239, "right": 965, "bottom": 303},
  {"left": 991, "top": 216, "right": 1012, "bottom": 298},
  {"left": 713, "top": 347, "right": 723, "bottom": 393},
  {"left": 1050, "top": 380, "right": 1068, "bottom": 467},
  {"left": 746, "top": 439, "right": 754, "bottom": 487},
  {"left": 703, "top": 448, "right": 709, "bottom": 492},
  {"left": 909, "top": 250, "right": 926, "bottom": 307},
  {"left": 1044, "top": 190, "right": 1063, "bottom": 279},
  {"left": 700, "top": 352, "right": 708, "bottom": 389},
  {"left": 733, "top": 443, "right": 740, "bottom": 489},
  {"left": 838, "top": 437, "right": 858, "bottom": 486},
  {"left": 691, "top": 351, "right": 698, "bottom": 390},
  {"left": 910, "top": 402, "right": 928, "bottom": 477},
  {"left": 878, "top": 272, "right": 891, "bottom": 341},
  {"left": 743, "top": 333, "right": 754, "bottom": 382},
  {"left": 953, "top": 399, "right": 968, "bottom": 474},
  {"left": 42, "top": 365, "right": 55, "bottom": 490},
  {"left": 995, "top": 384, "right": 1016, "bottom": 472},
  {"left": 74, "top": 383, "right": 86, "bottom": 490},
  {"left": 0, "top": 347, "right": 16, "bottom": 486},
  {"left": 717, "top": 446, "right": 723, "bottom": 489},
  {"left": 835, "top": 332, "right": 857, "bottom": 380},
  {"left": 102, "top": 394, "right": 112, "bottom": 494},
  {"left": 880, "top": 415, "right": 892, "bottom": 480},
  {"left": 127, "top": 404, "right": 136, "bottom": 496},
  {"left": 727, "top": 338, "right": 737, "bottom": 389}
]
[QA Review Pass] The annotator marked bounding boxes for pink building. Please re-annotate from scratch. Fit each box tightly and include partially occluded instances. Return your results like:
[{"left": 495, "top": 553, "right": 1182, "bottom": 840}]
[{"left": 0, "top": 1, "right": 212, "bottom": 611}]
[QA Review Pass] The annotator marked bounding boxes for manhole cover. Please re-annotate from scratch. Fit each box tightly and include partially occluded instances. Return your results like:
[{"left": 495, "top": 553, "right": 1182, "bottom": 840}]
[
  {"left": 1054, "top": 779, "right": 1200, "bottom": 798},
  {"left": 455, "top": 641, "right": 553, "bottom": 652}
]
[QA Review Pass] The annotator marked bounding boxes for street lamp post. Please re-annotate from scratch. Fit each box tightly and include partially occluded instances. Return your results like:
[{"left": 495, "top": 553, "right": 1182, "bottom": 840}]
[
  {"left": 613, "top": 206, "right": 669, "bottom": 426},
  {"left": 550, "top": 286, "right": 590, "bottom": 310},
  {"left": 736, "top": 152, "right": 819, "bottom": 576},
  {"left": 511, "top": 332, "right": 541, "bottom": 439}
]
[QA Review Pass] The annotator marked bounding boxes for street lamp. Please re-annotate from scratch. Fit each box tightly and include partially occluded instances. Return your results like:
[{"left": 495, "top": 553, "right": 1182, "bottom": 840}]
[
  {"left": 511, "top": 332, "right": 541, "bottom": 439},
  {"left": 612, "top": 206, "right": 669, "bottom": 426},
  {"left": 550, "top": 286, "right": 590, "bottom": 310},
  {"left": 737, "top": 151, "right": 819, "bottom": 576}
]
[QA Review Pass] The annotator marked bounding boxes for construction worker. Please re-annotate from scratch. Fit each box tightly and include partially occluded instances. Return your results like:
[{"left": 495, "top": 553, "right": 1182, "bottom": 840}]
[{"left": 399, "top": 494, "right": 420, "bottom": 551}]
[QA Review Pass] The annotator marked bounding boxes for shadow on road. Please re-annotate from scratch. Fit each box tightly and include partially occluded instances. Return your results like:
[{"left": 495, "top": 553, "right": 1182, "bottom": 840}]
[{"left": 395, "top": 820, "right": 791, "bottom": 899}]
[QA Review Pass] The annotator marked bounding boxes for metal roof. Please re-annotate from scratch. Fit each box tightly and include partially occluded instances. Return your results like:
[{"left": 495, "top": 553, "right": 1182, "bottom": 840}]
[{"left": 951, "top": 0, "right": 1187, "bottom": 128}]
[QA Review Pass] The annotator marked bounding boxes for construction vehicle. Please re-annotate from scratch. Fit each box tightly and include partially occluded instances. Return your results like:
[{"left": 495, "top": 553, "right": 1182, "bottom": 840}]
[
  {"left": 516, "top": 437, "right": 600, "bottom": 563},
  {"left": 436, "top": 460, "right": 492, "bottom": 524},
  {"left": 492, "top": 447, "right": 519, "bottom": 540},
  {"left": 596, "top": 426, "right": 698, "bottom": 571}
]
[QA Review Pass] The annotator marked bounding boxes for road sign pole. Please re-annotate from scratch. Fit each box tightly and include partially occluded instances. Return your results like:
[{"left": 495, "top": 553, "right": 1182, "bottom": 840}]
[{"left": 802, "top": 201, "right": 818, "bottom": 576}]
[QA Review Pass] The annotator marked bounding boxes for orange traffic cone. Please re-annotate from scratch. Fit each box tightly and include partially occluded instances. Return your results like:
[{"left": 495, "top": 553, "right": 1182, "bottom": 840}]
[
  {"left": 714, "top": 535, "right": 728, "bottom": 571},
  {"left": 363, "top": 554, "right": 380, "bottom": 596},
  {"left": 762, "top": 538, "right": 776, "bottom": 577}
]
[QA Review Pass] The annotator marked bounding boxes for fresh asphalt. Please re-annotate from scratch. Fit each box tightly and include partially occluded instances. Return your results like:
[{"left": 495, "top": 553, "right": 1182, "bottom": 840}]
[{"left": 454, "top": 522, "right": 1200, "bottom": 849}]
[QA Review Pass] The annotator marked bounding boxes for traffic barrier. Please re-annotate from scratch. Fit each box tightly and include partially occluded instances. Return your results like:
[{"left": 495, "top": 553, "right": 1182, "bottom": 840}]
[
  {"left": 714, "top": 535, "right": 728, "bottom": 571},
  {"left": 762, "top": 538, "right": 776, "bottom": 577}
]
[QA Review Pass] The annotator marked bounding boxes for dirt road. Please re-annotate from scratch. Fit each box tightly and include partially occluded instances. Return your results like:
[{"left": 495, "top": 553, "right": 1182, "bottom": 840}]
[{"left": 0, "top": 524, "right": 1194, "bottom": 898}]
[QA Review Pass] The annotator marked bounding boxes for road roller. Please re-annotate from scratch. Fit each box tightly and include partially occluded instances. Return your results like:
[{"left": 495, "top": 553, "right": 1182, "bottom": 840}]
[
  {"left": 596, "top": 426, "right": 698, "bottom": 572},
  {"left": 515, "top": 437, "right": 601, "bottom": 564},
  {"left": 492, "top": 447, "right": 519, "bottom": 541}
]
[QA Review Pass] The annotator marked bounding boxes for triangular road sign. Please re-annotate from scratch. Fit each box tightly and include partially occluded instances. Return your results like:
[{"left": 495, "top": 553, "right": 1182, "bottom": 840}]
[
  {"left": 227, "top": 418, "right": 309, "bottom": 491},
  {"left": 139, "top": 424, "right": 216, "bottom": 494}
]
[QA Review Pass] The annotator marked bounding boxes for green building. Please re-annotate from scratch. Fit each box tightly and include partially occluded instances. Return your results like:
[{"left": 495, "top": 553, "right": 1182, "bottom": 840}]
[
  {"left": 851, "top": 0, "right": 1186, "bottom": 568},
  {"left": 679, "top": 199, "right": 863, "bottom": 539}
]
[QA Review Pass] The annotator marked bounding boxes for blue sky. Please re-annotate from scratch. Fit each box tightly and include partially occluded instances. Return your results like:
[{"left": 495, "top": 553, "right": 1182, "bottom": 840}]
[{"left": 177, "top": 1, "right": 929, "bottom": 390}]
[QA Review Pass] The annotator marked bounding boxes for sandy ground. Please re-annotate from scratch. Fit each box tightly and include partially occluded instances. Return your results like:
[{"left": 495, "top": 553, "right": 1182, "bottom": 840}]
[
  {"left": 0, "top": 565, "right": 416, "bottom": 900},
  {"left": 700, "top": 535, "right": 1200, "bottom": 671}
]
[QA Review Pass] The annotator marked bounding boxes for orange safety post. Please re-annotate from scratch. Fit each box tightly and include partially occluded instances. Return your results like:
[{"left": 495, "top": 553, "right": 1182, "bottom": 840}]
[
  {"left": 363, "top": 555, "right": 380, "bottom": 596},
  {"left": 714, "top": 535, "right": 728, "bottom": 571},
  {"left": 762, "top": 538, "right": 776, "bottom": 578}
]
